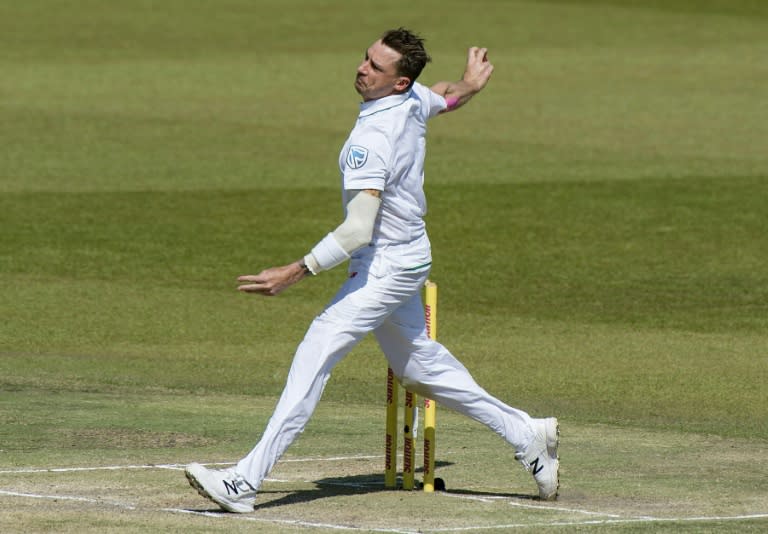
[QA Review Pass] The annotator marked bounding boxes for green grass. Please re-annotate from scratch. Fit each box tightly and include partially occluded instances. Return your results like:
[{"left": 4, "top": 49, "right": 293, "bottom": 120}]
[{"left": 1, "top": 0, "right": 767, "bottom": 531}]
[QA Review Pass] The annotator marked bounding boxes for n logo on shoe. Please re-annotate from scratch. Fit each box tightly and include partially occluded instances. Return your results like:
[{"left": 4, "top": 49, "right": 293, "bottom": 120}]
[
  {"left": 223, "top": 478, "right": 256, "bottom": 496},
  {"left": 529, "top": 457, "right": 544, "bottom": 476}
]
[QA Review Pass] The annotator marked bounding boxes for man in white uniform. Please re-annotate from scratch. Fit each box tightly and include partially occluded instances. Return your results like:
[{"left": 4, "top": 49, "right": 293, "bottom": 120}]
[{"left": 185, "top": 28, "right": 559, "bottom": 512}]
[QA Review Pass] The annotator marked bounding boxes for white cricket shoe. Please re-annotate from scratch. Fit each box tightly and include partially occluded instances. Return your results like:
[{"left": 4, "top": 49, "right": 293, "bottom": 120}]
[
  {"left": 516, "top": 417, "right": 560, "bottom": 500},
  {"left": 185, "top": 462, "right": 257, "bottom": 513}
]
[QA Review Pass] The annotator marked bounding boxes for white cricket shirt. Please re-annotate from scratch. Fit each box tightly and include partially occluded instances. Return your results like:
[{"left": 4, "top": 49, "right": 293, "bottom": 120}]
[{"left": 339, "top": 82, "right": 446, "bottom": 267}]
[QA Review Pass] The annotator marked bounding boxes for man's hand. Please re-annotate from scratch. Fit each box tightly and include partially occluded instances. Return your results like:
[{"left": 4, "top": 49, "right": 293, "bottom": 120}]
[
  {"left": 237, "top": 261, "right": 308, "bottom": 296},
  {"left": 462, "top": 47, "right": 493, "bottom": 93}
]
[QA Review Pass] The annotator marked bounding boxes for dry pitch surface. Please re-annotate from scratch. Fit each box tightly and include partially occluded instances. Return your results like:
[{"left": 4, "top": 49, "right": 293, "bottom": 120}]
[{"left": 2, "top": 415, "right": 766, "bottom": 533}]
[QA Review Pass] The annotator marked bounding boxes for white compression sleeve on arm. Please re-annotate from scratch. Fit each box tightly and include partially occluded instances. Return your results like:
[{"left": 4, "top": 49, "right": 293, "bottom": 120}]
[
  {"left": 304, "top": 191, "right": 381, "bottom": 274},
  {"left": 332, "top": 190, "right": 381, "bottom": 252}
]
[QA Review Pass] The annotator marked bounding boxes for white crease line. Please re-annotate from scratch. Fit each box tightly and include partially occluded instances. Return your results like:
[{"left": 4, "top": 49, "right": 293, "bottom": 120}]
[
  {"left": 0, "top": 489, "right": 136, "bottom": 510},
  {"left": 507, "top": 501, "right": 622, "bottom": 517},
  {"left": 281, "top": 455, "right": 379, "bottom": 463},
  {"left": 440, "top": 492, "right": 621, "bottom": 517},
  {"left": 0, "top": 464, "right": 292, "bottom": 484},
  {"left": 0, "top": 464, "right": 181, "bottom": 474},
  {"left": 0, "top": 455, "right": 380, "bottom": 475}
]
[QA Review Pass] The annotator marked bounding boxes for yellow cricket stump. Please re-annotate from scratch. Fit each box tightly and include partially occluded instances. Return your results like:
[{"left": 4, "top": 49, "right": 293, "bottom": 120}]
[
  {"left": 385, "top": 281, "right": 438, "bottom": 491},
  {"left": 402, "top": 390, "right": 416, "bottom": 490},
  {"left": 384, "top": 367, "right": 399, "bottom": 489},
  {"left": 422, "top": 281, "right": 438, "bottom": 492}
]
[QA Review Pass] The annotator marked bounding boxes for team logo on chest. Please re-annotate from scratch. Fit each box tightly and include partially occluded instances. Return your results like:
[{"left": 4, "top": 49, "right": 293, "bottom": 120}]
[{"left": 346, "top": 145, "right": 369, "bottom": 169}]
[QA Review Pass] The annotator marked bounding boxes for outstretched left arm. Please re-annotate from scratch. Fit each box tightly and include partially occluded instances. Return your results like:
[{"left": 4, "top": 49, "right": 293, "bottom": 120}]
[
  {"left": 430, "top": 47, "right": 494, "bottom": 113},
  {"left": 237, "top": 189, "right": 381, "bottom": 296}
]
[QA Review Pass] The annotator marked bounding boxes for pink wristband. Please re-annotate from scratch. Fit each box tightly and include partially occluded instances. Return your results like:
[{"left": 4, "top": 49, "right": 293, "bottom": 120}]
[{"left": 445, "top": 96, "right": 460, "bottom": 110}]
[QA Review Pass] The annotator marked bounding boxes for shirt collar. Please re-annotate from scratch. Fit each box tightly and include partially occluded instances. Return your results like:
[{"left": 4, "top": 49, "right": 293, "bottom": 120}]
[{"left": 359, "top": 89, "right": 411, "bottom": 117}]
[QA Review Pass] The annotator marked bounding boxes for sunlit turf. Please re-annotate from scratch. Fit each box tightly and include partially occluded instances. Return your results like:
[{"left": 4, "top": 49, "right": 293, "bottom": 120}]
[{"left": 1, "top": 1, "right": 767, "bottom": 531}]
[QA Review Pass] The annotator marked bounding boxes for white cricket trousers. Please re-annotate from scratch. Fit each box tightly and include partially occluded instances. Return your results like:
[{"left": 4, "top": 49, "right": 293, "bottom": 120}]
[{"left": 236, "top": 256, "right": 535, "bottom": 487}]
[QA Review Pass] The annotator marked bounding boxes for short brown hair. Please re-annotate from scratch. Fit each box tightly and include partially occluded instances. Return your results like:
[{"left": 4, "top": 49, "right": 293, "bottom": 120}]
[{"left": 381, "top": 28, "right": 431, "bottom": 88}]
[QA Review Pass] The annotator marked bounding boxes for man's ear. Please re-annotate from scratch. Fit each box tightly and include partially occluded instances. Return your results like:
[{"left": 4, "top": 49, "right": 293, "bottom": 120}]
[{"left": 395, "top": 77, "right": 412, "bottom": 92}]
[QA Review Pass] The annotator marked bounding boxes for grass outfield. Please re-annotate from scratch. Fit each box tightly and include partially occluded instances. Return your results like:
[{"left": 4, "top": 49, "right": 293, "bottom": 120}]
[{"left": 1, "top": 0, "right": 767, "bottom": 532}]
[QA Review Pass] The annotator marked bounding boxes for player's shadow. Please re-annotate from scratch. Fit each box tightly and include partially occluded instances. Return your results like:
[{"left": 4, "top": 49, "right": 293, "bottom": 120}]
[
  {"left": 252, "top": 473, "right": 383, "bottom": 510},
  {"left": 250, "top": 461, "right": 536, "bottom": 511},
  {"left": 252, "top": 460, "right": 453, "bottom": 510}
]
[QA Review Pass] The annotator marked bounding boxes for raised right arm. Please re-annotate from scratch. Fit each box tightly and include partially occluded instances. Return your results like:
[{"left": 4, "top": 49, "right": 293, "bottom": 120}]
[{"left": 430, "top": 47, "right": 494, "bottom": 113}]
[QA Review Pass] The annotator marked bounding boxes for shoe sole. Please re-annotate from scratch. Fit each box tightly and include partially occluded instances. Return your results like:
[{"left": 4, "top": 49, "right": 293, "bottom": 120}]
[{"left": 184, "top": 467, "right": 253, "bottom": 514}]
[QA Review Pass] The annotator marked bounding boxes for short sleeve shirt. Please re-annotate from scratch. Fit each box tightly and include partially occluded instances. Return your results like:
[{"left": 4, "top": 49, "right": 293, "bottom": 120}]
[{"left": 339, "top": 82, "right": 446, "bottom": 248}]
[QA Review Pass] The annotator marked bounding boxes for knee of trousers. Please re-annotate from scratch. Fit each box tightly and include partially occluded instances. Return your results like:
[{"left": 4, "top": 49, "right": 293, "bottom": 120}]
[
  {"left": 397, "top": 361, "right": 438, "bottom": 397},
  {"left": 398, "top": 350, "right": 476, "bottom": 397}
]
